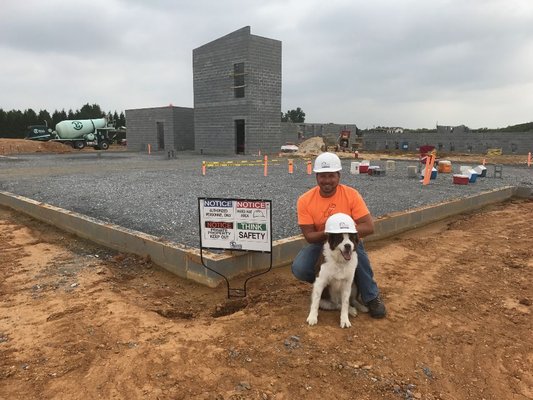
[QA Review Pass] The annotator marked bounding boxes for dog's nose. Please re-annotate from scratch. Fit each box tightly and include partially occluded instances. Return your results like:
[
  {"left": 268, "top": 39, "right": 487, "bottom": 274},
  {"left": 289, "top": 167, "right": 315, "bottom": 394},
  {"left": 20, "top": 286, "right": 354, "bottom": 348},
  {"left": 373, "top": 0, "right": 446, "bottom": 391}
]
[{"left": 344, "top": 243, "right": 352, "bottom": 251}]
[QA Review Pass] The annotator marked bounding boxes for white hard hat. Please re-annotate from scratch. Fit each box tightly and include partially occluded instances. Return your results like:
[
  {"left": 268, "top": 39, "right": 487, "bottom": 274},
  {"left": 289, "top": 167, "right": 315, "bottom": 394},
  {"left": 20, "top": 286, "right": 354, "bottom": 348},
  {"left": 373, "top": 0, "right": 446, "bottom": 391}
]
[
  {"left": 313, "top": 152, "right": 342, "bottom": 173},
  {"left": 324, "top": 213, "right": 357, "bottom": 233}
]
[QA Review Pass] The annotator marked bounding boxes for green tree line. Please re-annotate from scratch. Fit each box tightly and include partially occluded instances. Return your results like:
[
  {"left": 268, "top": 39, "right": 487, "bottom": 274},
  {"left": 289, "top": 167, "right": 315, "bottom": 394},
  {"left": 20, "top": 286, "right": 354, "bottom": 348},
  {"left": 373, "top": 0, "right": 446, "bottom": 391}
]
[
  {"left": 281, "top": 107, "right": 305, "bottom": 123},
  {"left": 0, "top": 103, "right": 126, "bottom": 139}
]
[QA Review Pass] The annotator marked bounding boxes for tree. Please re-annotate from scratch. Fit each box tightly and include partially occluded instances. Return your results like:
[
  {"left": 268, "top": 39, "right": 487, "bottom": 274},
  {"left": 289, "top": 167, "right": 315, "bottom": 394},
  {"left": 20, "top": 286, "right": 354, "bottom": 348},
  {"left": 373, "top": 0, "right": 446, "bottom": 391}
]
[
  {"left": 24, "top": 108, "right": 37, "bottom": 125},
  {"left": 37, "top": 109, "right": 52, "bottom": 127},
  {"left": 52, "top": 109, "right": 68, "bottom": 127},
  {"left": 112, "top": 111, "right": 119, "bottom": 127},
  {"left": 118, "top": 111, "right": 126, "bottom": 127},
  {"left": 282, "top": 107, "right": 305, "bottom": 123},
  {"left": 77, "top": 103, "right": 104, "bottom": 119}
]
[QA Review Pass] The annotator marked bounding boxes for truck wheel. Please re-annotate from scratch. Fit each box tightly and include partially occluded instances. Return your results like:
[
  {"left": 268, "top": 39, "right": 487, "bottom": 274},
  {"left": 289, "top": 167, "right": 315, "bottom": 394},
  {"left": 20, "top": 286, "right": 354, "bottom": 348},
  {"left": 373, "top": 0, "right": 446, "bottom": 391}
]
[
  {"left": 74, "top": 141, "right": 85, "bottom": 150},
  {"left": 99, "top": 141, "right": 109, "bottom": 150}
]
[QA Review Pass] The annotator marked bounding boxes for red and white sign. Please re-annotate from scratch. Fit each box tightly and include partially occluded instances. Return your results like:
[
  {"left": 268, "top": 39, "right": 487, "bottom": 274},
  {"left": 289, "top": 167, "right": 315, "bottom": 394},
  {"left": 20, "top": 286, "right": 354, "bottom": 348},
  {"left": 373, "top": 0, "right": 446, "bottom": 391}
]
[{"left": 199, "top": 198, "right": 271, "bottom": 252}]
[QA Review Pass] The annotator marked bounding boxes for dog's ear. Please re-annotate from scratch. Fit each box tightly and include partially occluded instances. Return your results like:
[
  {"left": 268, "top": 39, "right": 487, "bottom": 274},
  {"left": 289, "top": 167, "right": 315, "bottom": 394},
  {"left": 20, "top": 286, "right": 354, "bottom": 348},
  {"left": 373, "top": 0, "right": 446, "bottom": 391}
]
[
  {"left": 328, "top": 233, "right": 343, "bottom": 251},
  {"left": 326, "top": 233, "right": 334, "bottom": 251}
]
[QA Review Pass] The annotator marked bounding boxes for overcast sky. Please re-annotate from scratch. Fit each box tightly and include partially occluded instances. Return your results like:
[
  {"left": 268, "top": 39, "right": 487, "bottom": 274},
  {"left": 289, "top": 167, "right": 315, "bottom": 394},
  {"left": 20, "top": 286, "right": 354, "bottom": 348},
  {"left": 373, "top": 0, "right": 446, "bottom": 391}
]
[{"left": 1, "top": 0, "right": 532, "bottom": 129}]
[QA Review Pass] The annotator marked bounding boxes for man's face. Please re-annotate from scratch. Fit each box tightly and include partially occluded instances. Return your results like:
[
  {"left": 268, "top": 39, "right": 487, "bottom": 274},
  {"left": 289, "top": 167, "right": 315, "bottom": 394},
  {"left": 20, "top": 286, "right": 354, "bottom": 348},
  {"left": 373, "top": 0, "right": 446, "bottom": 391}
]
[{"left": 316, "top": 172, "right": 340, "bottom": 197}]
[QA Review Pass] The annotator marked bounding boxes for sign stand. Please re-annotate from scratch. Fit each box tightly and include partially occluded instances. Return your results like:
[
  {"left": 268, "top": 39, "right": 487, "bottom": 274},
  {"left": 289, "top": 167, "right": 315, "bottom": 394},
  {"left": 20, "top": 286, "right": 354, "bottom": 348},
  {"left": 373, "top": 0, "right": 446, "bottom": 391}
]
[{"left": 198, "top": 198, "right": 272, "bottom": 298}]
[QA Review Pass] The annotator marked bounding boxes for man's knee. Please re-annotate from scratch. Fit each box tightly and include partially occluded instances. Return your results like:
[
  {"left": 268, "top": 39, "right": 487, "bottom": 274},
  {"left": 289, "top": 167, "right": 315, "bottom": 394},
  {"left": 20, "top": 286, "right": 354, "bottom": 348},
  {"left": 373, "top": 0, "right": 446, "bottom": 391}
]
[{"left": 291, "top": 260, "right": 315, "bottom": 283}]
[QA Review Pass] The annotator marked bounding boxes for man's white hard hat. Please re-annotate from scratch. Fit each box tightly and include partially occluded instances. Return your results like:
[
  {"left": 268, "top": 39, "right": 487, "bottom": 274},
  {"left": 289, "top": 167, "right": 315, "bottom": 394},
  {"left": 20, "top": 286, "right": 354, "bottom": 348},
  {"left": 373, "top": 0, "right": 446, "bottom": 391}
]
[
  {"left": 324, "top": 213, "right": 357, "bottom": 233},
  {"left": 313, "top": 152, "right": 342, "bottom": 173}
]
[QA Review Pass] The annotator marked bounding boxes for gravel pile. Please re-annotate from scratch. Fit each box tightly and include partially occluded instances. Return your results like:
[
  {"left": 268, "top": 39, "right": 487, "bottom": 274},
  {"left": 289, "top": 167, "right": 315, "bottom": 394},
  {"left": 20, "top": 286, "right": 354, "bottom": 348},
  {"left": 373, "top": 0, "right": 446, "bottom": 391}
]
[{"left": 1, "top": 152, "right": 532, "bottom": 248}]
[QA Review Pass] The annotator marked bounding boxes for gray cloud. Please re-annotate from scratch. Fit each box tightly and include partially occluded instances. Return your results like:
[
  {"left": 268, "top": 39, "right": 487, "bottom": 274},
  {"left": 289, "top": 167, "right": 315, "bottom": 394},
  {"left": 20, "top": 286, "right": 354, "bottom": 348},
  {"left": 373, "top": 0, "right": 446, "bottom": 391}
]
[{"left": 1, "top": 0, "right": 532, "bottom": 128}]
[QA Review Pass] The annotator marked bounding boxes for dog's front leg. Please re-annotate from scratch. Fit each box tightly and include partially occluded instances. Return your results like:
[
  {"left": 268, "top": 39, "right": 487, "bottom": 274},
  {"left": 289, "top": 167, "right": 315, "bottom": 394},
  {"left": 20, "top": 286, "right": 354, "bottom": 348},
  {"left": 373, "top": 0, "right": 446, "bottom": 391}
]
[
  {"left": 307, "top": 278, "right": 327, "bottom": 326},
  {"left": 340, "top": 280, "right": 353, "bottom": 328}
]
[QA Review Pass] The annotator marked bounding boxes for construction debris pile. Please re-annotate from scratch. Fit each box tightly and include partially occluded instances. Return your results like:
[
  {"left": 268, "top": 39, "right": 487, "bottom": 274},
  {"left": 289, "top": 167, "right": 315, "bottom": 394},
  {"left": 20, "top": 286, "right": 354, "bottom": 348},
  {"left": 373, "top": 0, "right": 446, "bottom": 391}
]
[{"left": 295, "top": 137, "right": 324, "bottom": 156}]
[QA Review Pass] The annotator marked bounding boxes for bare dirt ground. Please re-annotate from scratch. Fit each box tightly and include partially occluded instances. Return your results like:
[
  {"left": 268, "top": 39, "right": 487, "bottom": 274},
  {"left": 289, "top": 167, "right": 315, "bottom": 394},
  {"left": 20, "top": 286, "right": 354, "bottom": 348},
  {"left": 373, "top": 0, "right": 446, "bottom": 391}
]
[
  {"left": 0, "top": 139, "right": 125, "bottom": 154},
  {"left": 1, "top": 197, "right": 531, "bottom": 400}
]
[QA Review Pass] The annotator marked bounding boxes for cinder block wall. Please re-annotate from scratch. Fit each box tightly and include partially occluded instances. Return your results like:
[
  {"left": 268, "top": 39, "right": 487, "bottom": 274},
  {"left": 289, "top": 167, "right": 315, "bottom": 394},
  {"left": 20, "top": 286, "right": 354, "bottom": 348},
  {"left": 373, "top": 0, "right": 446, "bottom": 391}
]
[
  {"left": 297, "top": 123, "right": 359, "bottom": 139},
  {"left": 281, "top": 122, "right": 299, "bottom": 144},
  {"left": 193, "top": 26, "right": 282, "bottom": 155},
  {"left": 193, "top": 28, "right": 249, "bottom": 154},
  {"left": 361, "top": 131, "right": 533, "bottom": 154},
  {"left": 246, "top": 34, "right": 282, "bottom": 154},
  {"left": 173, "top": 107, "right": 194, "bottom": 151},
  {"left": 125, "top": 106, "right": 193, "bottom": 151}
]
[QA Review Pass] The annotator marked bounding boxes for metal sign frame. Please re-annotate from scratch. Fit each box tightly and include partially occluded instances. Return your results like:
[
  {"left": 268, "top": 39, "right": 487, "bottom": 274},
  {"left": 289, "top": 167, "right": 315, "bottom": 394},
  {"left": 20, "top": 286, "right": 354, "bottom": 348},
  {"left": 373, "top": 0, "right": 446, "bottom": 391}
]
[{"left": 198, "top": 197, "right": 272, "bottom": 298}]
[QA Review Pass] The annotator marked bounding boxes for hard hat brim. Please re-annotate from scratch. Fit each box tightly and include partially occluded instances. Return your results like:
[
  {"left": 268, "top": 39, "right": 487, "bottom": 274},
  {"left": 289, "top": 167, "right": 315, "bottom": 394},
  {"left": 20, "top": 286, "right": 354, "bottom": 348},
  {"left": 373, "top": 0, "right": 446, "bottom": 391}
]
[
  {"left": 325, "top": 228, "right": 358, "bottom": 233},
  {"left": 313, "top": 167, "right": 342, "bottom": 173}
]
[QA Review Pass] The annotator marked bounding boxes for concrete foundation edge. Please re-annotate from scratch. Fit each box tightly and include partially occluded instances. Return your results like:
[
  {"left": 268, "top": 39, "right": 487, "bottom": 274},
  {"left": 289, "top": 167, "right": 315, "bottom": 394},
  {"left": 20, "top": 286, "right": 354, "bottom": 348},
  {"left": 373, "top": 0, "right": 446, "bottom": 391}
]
[{"left": 0, "top": 186, "right": 529, "bottom": 288}]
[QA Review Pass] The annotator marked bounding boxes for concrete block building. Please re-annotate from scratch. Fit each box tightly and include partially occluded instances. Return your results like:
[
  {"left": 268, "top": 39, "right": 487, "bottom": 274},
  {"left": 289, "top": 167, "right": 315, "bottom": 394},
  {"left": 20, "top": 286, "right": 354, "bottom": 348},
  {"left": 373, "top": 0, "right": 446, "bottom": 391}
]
[
  {"left": 125, "top": 106, "right": 194, "bottom": 152},
  {"left": 361, "top": 129, "right": 533, "bottom": 154},
  {"left": 193, "top": 26, "right": 282, "bottom": 155}
]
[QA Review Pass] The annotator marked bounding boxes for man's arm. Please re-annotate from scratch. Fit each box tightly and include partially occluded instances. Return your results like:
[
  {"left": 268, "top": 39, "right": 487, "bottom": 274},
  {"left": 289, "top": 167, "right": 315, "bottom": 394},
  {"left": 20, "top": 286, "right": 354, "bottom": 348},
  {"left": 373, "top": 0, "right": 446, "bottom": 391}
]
[
  {"left": 299, "top": 224, "right": 327, "bottom": 244},
  {"left": 354, "top": 213, "right": 374, "bottom": 238}
]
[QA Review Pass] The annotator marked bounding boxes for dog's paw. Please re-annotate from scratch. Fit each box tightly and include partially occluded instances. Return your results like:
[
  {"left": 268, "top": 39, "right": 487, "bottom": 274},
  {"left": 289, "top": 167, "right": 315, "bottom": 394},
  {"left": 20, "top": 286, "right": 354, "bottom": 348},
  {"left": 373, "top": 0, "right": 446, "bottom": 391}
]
[
  {"left": 307, "top": 314, "right": 318, "bottom": 326},
  {"left": 340, "top": 317, "right": 352, "bottom": 328},
  {"left": 348, "top": 306, "right": 358, "bottom": 317}
]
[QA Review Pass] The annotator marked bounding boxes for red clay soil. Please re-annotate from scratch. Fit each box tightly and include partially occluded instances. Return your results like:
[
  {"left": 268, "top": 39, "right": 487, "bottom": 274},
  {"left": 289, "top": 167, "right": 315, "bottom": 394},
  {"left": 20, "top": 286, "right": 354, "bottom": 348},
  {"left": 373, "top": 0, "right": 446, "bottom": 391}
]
[{"left": 0, "top": 199, "right": 531, "bottom": 399}]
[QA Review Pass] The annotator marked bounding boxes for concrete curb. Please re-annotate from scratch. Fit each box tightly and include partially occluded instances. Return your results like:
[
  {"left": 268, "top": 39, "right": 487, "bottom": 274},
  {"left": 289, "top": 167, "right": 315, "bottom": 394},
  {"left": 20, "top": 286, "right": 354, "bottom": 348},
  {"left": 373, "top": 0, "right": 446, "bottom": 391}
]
[{"left": 1, "top": 186, "right": 530, "bottom": 287}]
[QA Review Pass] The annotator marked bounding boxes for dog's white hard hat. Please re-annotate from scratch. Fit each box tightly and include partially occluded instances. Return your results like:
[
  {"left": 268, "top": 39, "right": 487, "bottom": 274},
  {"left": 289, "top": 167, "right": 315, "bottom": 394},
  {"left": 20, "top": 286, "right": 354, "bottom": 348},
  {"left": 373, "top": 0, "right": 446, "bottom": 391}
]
[
  {"left": 313, "top": 152, "right": 342, "bottom": 173},
  {"left": 324, "top": 213, "right": 357, "bottom": 233}
]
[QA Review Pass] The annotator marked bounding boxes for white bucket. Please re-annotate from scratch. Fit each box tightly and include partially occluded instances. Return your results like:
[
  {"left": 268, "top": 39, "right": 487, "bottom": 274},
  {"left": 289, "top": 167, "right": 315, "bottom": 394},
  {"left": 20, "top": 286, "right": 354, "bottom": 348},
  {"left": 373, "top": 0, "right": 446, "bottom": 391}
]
[
  {"left": 407, "top": 165, "right": 418, "bottom": 178},
  {"left": 350, "top": 162, "right": 361, "bottom": 175},
  {"left": 386, "top": 160, "right": 396, "bottom": 171}
]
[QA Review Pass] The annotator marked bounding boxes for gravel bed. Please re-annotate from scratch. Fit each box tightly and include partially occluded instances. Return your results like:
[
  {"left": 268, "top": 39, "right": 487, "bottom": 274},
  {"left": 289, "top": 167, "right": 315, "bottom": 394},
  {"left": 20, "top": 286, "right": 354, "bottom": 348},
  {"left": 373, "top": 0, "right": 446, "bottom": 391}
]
[{"left": 1, "top": 152, "right": 532, "bottom": 248}]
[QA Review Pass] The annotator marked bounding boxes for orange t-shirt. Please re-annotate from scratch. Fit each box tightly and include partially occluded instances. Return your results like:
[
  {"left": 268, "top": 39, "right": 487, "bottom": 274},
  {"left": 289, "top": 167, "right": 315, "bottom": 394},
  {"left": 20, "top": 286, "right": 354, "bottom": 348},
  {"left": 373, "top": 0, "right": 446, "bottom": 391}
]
[{"left": 297, "top": 184, "right": 370, "bottom": 232}]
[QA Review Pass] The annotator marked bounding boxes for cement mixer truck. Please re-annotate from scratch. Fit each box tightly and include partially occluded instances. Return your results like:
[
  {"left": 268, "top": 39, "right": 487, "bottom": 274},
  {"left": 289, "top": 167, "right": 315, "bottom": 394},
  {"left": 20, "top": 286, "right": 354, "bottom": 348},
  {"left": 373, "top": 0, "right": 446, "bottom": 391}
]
[{"left": 26, "top": 118, "right": 115, "bottom": 150}]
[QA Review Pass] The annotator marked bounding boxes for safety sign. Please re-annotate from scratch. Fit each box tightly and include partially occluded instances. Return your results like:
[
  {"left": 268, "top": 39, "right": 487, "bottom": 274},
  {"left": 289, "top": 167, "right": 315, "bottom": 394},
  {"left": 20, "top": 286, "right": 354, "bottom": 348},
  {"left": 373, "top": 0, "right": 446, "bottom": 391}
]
[{"left": 198, "top": 198, "right": 272, "bottom": 252}]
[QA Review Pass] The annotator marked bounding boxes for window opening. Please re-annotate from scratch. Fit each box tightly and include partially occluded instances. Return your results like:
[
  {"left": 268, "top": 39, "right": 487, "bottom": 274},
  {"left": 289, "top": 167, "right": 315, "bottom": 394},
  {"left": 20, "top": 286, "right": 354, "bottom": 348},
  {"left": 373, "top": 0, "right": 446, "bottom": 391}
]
[{"left": 234, "top": 63, "right": 245, "bottom": 98}]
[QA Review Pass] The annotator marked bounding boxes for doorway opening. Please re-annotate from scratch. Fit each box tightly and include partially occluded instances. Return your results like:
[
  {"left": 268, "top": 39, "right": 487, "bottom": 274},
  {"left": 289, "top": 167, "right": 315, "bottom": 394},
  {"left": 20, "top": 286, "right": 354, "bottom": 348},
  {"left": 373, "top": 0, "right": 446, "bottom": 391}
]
[
  {"left": 235, "top": 119, "right": 245, "bottom": 154},
  {"left": 156, "top": 122, "right": 165, "bottom": 150}
]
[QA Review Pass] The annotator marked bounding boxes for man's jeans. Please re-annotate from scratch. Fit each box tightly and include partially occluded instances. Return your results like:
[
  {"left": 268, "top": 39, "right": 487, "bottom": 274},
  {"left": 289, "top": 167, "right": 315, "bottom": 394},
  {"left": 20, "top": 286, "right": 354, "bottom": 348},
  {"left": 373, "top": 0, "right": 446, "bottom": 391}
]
[{"left": 291, "top": 241, "right": 379, "bottom": 303}]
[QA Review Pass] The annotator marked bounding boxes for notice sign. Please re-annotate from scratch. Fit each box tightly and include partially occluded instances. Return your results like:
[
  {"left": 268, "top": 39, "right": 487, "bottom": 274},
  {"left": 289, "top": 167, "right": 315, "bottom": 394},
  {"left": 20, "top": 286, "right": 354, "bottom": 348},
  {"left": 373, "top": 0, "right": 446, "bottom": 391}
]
[{"left": 198, "top": 198, "right": 271, "bottom": 252}]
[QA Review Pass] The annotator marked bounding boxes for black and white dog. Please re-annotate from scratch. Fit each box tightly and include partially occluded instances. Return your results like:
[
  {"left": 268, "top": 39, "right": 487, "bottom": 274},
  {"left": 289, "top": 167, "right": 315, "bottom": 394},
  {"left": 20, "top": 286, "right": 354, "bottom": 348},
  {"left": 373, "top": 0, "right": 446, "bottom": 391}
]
[{"left": 307, "top": 215, "right": 368, "bottom": 328}]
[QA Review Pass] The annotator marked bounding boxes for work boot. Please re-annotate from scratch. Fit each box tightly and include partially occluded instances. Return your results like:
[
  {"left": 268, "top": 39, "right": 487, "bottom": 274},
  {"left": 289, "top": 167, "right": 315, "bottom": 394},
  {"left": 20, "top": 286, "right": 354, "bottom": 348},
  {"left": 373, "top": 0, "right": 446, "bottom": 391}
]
[{"left": 367, "top": 295, "right": 386, "bottom": 319}]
